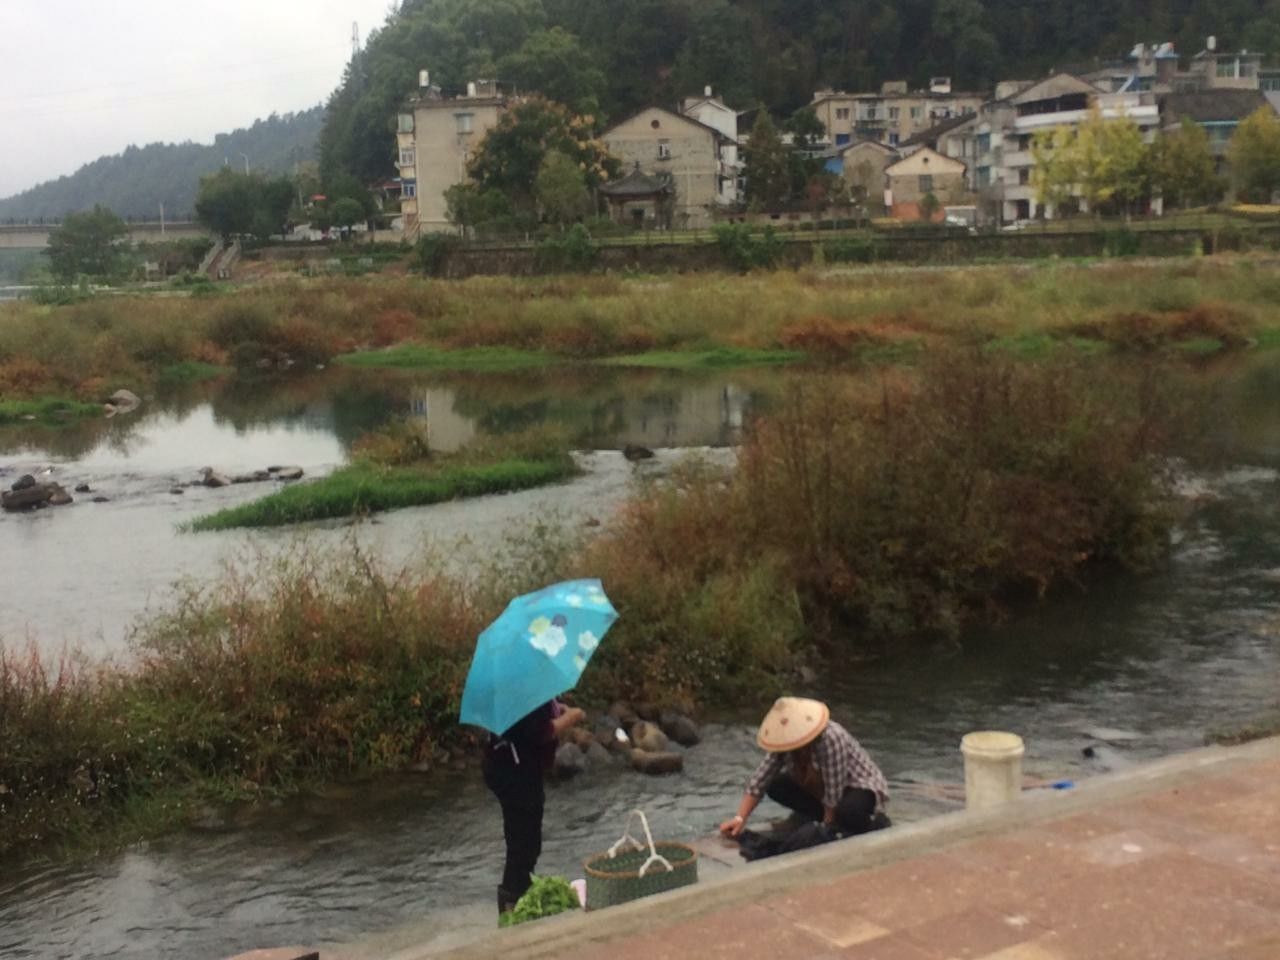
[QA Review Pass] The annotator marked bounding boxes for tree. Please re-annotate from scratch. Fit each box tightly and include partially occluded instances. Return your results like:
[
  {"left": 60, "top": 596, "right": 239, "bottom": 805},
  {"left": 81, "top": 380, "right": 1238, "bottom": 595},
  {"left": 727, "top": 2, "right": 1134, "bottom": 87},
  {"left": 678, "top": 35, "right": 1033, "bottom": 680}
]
[
  {"left": 919, "top": 191, "right": 941, "bottom": 221},
  {"left": 1032, "top": 108, "right": 1150, "bottom": 216},
  {"left": 44, "top": 205, "right": 128, "bottom": 281},
  {"left": 330, "top": 197, "right": 366, "bottom": 235},
  {"left": 497, "top": 27, "right": 606, "bottom": 116},
  {"left": 467, "top": 97, "right": 619, "bottom": 212},
  {"left": 1151, "top": 120, "right": 1223, "bottom": 209},
  {"left": 743, "top": 110, "right": 790, "bottom": 210},
  {"left": 445, "top": 184, "right": 514, "bottom": 236},
  {"left": 1230, "top": 107, "right": 1280, "bottom": 203},
  {"left": 195, "top": 168, "right": 258, "bottom": 240},
  {"left": 535, "top": 150, "right": 593, "bottom": 225}
]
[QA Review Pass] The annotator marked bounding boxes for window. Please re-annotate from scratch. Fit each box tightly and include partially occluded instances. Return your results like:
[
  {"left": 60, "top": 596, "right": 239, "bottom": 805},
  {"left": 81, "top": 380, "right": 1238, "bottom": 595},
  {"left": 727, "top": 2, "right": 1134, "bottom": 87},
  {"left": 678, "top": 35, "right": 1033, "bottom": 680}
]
[
  {"left": 977, "top": 133, "right": 991, "bottom": 154},
  {"left": 658, "top": 141, "right": 671, "bottom": 159},
  {"left": 1018, "top": 134, "right": 1032, "bottom": 151},
  {"left": 910, "top": 106, "right": 922, "bottom": 120},
  {"left": 401, "top": 180, "right": 417, "bottom": 199},
  {"left": 1217, "top": 59, "right": 1237, "bottom": 79},
  {"left": 399, "top": 148, "right": 415, "bottom": 167},
  {"left": 835, "top": 107, "right": 850, "bottom": 120},
  {"left": 397, "top": 113, "right": 414, "bottom": 133},
  {"left": 889, "top": 132, "right": 900, "bottom": 146},
  {"left": 835, "top": 133, "right": 851, "bottom": 145},
  {"left": 1018, "top": 168, "right": 1031, "bottom": 185},
  {"left": 977, "top": 166, "right": 991, "bottom": 187},
  {"left": 919, "top": 174, "right": 933, "bottom": 193},
  {"left": 455, "top": 112, "right": 474, "bottom": 134},
  {"left": 888, "top": 106, "right": 900, "bottom": 120},
  {"left": 1263, "top": 76, "right": 1280, "bottom": 91}
]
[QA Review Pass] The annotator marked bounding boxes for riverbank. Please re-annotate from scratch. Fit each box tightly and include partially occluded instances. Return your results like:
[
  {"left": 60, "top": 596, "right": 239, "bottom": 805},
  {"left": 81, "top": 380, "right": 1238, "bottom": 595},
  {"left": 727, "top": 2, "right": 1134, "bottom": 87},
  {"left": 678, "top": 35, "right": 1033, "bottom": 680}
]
[
  {"left": 0, "top": 350, "right": 1197, "bottom": 866},
  {"left": 3, "top": 258, "right": 1280, "bottom": 406},
  {"left": 382, "top": 735, "right": 1280, "bottom": 960}
]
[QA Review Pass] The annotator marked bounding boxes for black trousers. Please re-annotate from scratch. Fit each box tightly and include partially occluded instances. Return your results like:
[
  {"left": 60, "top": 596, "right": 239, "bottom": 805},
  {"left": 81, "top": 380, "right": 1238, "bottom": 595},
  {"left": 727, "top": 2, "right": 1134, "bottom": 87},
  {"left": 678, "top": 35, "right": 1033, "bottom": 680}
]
[
  {"left": 766, "top": 774, "right": 886, "bottom": 836},
  {"left": 483, "top": 759, "right": 545, "bottom": 898}
]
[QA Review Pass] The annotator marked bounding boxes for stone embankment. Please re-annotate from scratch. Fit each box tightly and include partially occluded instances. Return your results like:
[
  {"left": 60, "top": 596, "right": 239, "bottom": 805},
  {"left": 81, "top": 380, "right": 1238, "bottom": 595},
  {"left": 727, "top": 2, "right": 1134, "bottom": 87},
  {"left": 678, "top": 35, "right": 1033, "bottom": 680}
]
[{"left": 553, "top": 701, "right": 700, "bottom": 779}]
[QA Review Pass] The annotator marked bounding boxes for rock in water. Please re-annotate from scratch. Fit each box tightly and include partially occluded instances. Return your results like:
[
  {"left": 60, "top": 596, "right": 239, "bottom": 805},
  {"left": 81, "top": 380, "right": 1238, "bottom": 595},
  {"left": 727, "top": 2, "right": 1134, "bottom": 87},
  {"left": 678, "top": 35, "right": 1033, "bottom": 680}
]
[
  {"left": 108, "top": 389, "right": 141, "bottom": 412},
  {"left": 583, "top": 741, "right": 612, "bottom": 767},
  {"left": 2, "top": 482, "right": 62, "bottom": 510},
  {"left": 270, "top": 466, "right": 305, "bottom": 481},
  {"left": 607, "top": 700, "right": 639, "bottom": 728},
  {"left": 660, "top": 711, "right": 701, "bottom": 747},
  {"left": 622, "top": 443, "right": 655, "bottom": 461},
  {"left": 631, "top": 720, "right": 670, "bottom": 753},
  {"left": 46, "top": 487, "right": 73, "bottom": 506},
  {"left": 73, "top": 483, "right": 91, "bottom": 493},
  {"left": 630, "top": 749, "right": 684, "bottom": 775},
  {"left": 11, "top": 475, "right": 36, "bottom": 492},
  {"left": 553, "top": 743, "right": 586, "bottom": 779},
  {"left": 199, "top": 467, "right": 231, "bottom": 488}
]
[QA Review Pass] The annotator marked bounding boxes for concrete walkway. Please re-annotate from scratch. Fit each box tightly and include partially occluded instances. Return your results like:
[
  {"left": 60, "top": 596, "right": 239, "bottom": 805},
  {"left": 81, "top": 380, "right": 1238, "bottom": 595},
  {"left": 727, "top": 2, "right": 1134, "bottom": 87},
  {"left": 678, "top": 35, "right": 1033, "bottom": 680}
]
[{"left": 400, "top": 736, "right": 1280, "bottom": 960}]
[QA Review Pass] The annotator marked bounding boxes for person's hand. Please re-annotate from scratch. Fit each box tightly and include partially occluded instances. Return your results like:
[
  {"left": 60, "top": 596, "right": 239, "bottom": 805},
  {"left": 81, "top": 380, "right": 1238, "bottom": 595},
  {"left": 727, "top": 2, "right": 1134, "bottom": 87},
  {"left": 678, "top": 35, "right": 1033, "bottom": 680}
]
[{"left": 719, "top": 815, "right": 745, "bottom": 838}]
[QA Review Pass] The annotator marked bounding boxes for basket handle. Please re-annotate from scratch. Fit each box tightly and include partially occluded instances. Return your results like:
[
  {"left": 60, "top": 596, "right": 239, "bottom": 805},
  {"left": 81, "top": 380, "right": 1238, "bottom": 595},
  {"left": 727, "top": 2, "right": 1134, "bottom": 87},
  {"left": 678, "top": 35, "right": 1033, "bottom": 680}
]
[{"left": 606, "top": 809, "right": 674, "bottom": 878}]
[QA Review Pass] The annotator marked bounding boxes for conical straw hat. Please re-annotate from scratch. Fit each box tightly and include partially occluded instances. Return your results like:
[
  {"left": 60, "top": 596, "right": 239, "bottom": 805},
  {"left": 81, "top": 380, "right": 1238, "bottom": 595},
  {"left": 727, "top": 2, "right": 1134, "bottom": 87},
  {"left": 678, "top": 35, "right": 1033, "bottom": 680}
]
[{"left": 756, "top": 697, "right": 830, "bottom": 752}]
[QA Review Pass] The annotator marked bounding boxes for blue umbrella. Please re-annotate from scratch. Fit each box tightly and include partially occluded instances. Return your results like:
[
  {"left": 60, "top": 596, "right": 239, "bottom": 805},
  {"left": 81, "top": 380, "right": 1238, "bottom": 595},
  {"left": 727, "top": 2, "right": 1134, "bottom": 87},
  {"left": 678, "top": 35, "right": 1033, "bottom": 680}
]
[{"left": 459, "top": 578, "right": 619, "bottom": 735}]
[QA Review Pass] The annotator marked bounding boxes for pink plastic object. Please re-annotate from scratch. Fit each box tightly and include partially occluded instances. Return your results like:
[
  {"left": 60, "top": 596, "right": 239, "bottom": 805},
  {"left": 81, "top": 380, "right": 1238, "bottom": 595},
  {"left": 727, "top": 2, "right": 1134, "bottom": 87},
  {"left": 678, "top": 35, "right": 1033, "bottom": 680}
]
[{"left": 570, "top": 878, "right": 587, "bottom": 908}]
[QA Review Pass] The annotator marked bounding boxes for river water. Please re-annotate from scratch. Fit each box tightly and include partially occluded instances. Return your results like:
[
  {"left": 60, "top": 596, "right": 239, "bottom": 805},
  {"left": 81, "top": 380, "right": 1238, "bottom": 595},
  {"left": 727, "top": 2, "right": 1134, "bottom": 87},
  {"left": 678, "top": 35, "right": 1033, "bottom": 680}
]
[{"left": 1, "top": 359, "right": 1279, "bottom": 959}]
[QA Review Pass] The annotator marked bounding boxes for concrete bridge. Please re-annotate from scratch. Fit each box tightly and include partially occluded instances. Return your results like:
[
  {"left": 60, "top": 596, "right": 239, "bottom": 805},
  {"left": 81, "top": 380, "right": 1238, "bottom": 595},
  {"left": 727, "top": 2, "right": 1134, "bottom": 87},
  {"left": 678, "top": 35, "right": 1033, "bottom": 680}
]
[{"left": 0, "top": 221, "right": 210, "bottom": 249}]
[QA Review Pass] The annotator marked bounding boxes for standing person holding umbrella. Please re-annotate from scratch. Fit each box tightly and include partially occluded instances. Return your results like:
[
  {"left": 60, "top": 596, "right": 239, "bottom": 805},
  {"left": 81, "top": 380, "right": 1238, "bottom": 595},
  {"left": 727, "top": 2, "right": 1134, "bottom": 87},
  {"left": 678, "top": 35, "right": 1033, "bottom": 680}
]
[
  {"left": 483, "top": 699, "right": 586, "bottom": 913},
  {"left": 460, "top": 580, "right": 619, "bottom": 917}
]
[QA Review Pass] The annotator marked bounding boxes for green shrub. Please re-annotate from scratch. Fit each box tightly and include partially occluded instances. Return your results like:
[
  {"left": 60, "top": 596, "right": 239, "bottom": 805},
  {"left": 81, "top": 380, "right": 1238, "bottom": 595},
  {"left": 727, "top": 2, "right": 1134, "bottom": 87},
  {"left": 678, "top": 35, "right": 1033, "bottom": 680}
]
[
  {"left": 824, "top": 235, "right": 880, "bottom": 263},
  {"left": 1103, "top": 228, "right": 1141, "bottom": 257},
  {"left": 416, "top": 234, "right": 459, "bottom": 276},
  {"left": 712, "top": 224, "right": 782, "bottom": 272},
  {"left": 535, "top": 224, "right": 598, "bottom": 273}
]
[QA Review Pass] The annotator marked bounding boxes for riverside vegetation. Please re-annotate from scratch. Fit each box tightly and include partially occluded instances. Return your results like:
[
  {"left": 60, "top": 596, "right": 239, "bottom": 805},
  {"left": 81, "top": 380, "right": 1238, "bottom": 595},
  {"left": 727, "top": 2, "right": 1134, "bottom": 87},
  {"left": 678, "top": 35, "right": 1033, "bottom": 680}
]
[
  {"left": 0, "top": 349, "right": 1202, "bottom": 864},
  {"left": 2, "top": 259, "right": 1280, "bottom": 414}
]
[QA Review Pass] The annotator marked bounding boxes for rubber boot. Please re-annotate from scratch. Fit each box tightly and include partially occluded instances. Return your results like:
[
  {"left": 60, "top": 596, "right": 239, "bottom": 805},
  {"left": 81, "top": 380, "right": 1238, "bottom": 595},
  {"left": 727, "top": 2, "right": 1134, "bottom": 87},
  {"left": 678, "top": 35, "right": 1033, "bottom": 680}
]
[{"left": 497, "top": 885, "right": 520, "bottom": 918}]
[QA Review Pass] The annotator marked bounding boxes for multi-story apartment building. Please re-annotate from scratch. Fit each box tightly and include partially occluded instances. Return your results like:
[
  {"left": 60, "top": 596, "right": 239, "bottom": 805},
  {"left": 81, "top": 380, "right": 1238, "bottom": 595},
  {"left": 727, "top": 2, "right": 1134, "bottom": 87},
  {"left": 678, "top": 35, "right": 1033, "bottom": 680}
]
[
  {"left": 395, "top": 74, "right": 509, "bottom": 236},
  {"left": 679, "top": 87, "right": 742, "bottom": 204},
  {"left": 810, "top": 79, "right": 984, "bottom": 149}
]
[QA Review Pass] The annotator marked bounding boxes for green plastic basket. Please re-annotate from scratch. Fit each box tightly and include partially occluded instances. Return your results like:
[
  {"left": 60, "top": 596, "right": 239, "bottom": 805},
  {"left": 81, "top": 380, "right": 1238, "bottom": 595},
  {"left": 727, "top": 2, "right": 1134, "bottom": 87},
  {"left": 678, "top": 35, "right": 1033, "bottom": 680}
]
[{"left": 583, "top": 810, "right": 698, "bottom": 909}]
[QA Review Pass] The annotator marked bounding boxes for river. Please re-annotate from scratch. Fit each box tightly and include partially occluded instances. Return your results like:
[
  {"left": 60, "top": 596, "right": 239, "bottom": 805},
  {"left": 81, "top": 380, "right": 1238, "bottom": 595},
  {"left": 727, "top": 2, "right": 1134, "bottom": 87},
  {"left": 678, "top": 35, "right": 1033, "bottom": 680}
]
[{"left": 1, "top": 359, "right": 1278, "bottom": 958}]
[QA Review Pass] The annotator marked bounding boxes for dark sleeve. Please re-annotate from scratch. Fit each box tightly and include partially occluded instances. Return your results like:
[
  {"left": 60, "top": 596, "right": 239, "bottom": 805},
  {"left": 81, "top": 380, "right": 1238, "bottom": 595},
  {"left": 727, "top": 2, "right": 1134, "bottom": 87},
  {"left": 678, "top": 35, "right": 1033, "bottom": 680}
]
[{"left": 503, "top": 702, "right": 555, "bottom": 750}]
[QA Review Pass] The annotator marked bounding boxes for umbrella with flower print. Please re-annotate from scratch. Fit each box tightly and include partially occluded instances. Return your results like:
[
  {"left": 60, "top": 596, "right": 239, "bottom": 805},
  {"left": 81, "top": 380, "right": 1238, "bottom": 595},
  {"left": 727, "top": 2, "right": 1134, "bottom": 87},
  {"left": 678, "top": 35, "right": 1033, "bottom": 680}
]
[{"left": 459, "top": 579, "right": 619, "bottom": 735}]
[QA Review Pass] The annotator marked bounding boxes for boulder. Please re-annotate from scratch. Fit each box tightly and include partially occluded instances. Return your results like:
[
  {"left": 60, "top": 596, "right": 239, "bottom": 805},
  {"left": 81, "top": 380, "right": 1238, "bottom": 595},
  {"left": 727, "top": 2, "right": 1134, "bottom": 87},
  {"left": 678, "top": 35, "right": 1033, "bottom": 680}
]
[
  {"left": 271, "top": 466, "right": 305, "bottom": 481},
  {"left": 565, "top": 727, "right": 595, "bottom": 749},
  {"left": 11, "top": 474, "right": 36, "bottom": 492},
  {"left": 2, "top": 482, "right": 60, "bottom": 511},
  {"left": 232, "top": 470, "right": 272, "bottom": 484},
  {"left": 199, "top": 467, "right": 232, "bottom": 488},
  {"left": 73, "top": 483, "right": 91, "bottom": 493},
  {"left": 552, "top": 743, "right": 586, "bottom": 779},
  {"left": 630, "top": 720, "right": 670, "bottom": 753},
  {"left": 91, "top": 496, "right": 110, "bottom": 503},
  {"left": 47, "top": 487, "right": 73, "bottom": 506},
  {"left": 630, "top": 749, "right": 684, "bottom": 775},
  {"left": 634, "top": 702, "right": 661, "bottom": 722},
  {"left": 607, "top": 701, "right": 639, "bottom": 727},
  {"left": 583, "top": 740, "right": 612, "bottom": 767},
  {"left": 169, "top": 486, "right": 185, "bottom": 495},
  {"left": 659, "top": 711, "right": 701, "bottom": 747},
  {"left": 593, "top": 714, "right": 621, "bottom": 744},
  {"left": 622, "top": 443, "right": 655, "bottom": 461},
  {"left": 107, "top": 389, "right": 141, "bottom": 411}
]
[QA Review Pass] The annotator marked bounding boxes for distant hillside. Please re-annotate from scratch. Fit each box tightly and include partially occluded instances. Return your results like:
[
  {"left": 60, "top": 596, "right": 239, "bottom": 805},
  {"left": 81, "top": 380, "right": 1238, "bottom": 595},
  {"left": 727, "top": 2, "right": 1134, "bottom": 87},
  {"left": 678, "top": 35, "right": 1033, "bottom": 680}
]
[{"left": 0, "top": 108, "right": 324, "bottom": 222}]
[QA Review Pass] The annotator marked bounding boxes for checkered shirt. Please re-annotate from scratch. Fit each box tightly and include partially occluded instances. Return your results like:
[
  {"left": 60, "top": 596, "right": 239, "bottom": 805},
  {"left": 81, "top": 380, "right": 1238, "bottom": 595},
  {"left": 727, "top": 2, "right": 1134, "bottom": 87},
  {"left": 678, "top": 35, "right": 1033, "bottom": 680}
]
[{"left": 745, "top": 720, "right": 889, "bottom": 809}]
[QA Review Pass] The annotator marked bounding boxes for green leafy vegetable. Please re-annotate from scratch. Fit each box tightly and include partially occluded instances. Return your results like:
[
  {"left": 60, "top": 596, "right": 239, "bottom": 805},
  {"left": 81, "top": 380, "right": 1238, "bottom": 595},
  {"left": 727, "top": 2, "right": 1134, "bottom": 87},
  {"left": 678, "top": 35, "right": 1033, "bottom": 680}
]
[{"left": 499, "top": 875, "right": 581, "bottom": 927}]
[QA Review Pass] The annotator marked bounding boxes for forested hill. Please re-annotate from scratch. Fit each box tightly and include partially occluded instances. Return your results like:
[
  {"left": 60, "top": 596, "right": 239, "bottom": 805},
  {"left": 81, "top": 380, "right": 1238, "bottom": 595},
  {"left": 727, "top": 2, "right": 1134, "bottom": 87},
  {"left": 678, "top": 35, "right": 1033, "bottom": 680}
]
[
  {"left": 0, "top": 108, "right": 323, "bottom": 222},
  {"left": 320, "top": 0, "right": 1280, "bottom": 184}
]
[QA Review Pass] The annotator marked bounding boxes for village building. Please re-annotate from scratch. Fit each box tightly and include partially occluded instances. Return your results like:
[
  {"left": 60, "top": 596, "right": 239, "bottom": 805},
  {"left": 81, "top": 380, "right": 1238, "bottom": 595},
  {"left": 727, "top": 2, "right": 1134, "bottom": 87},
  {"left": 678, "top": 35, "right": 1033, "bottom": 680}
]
[
  {"left": 601, "top": 106, "right": 732, "bottom": 228},
  {"left": 810, "top": 79, "right": 984, "bottom": 149},
  {"left": 395, "top": 74, "right": 509, "bottom": 237},
  {"left": 884, "top": 147, "right": 968, "bottom": 220}
]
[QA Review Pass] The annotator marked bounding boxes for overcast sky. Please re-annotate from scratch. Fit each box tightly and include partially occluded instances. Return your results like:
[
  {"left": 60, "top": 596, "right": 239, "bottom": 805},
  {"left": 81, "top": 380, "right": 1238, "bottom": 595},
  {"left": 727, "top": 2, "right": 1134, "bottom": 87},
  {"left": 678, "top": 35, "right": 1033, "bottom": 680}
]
[{"left": 0, "top": 0, "right": 396, "bottom": 198}]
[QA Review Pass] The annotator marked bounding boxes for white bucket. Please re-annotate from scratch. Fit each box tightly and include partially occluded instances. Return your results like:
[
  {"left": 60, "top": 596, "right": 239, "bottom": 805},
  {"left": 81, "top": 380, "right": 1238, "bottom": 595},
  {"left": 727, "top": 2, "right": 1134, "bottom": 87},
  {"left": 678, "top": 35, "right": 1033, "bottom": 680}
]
[{"left": 960, "top": 731, "right": 1025, "bottom": 810}]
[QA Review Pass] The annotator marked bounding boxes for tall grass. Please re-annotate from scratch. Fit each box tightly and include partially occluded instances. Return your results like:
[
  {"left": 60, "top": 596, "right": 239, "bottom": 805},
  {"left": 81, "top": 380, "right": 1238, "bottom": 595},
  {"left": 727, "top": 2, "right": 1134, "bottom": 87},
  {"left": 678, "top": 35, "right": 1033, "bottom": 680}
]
[{"left": 2, "top": 261, "right": 1279, "bottom": 400}]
